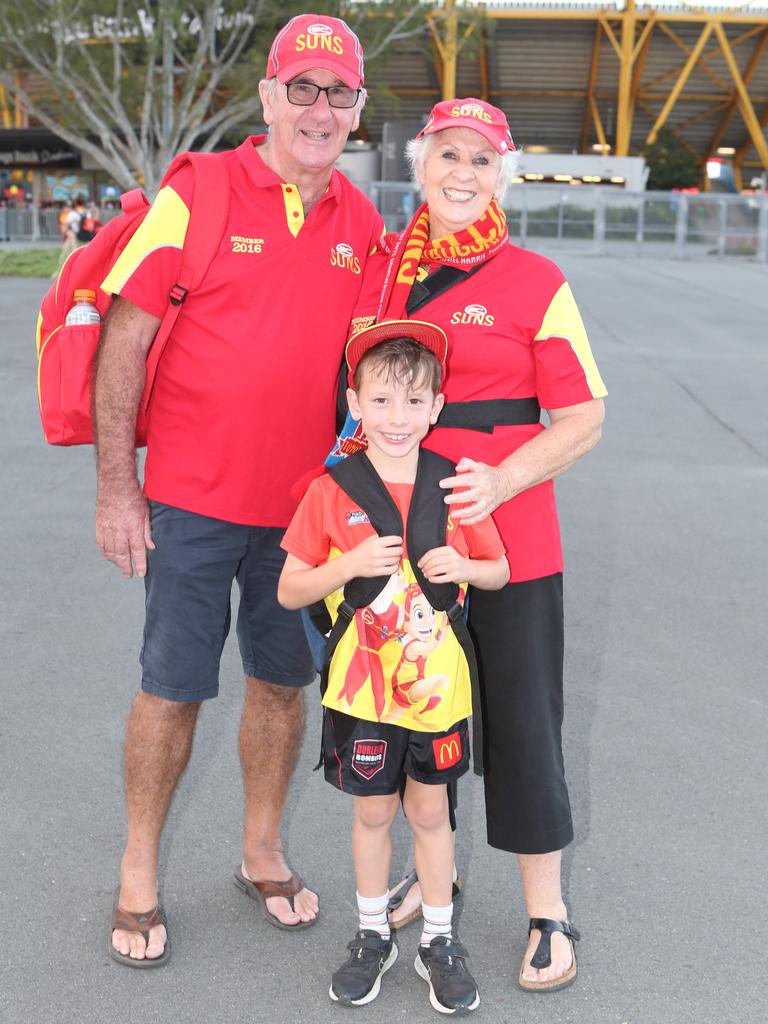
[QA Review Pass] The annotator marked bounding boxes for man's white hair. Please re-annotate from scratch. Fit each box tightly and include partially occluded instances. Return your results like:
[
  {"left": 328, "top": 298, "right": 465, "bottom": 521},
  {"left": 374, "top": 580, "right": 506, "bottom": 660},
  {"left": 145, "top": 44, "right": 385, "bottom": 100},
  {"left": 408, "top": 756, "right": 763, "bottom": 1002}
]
[{"left": 405, "top": 132, "right": 519, "bottom": 205}]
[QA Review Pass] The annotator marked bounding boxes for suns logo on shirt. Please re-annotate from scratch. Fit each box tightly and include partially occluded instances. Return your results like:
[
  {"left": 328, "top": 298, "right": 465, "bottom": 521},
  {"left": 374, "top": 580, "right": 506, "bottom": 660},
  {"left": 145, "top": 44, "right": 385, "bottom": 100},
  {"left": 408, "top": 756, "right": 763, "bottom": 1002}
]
[
  {"left": 346, "top": 510, "right": 370, "bottom": 525},
  {"left": 450, "top": 303, "right": 495, "bottom": 327},
  {"left": 330, "top": 241, "right": 361, "bottom": 275},
  {"left": 231, "top": 235, "right": 264, "bottom": 254}
]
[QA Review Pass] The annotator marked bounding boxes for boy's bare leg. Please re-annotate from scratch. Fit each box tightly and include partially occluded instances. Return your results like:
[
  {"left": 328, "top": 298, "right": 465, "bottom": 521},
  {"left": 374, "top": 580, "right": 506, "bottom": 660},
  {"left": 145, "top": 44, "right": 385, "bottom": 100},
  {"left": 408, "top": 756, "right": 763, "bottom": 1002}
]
[
  {"left": 518, "top": 850, "right": 573, "bottom": 984},
  {"left": 112, "top": 692, "right": 200, "bottom": 960},
  {"left": 352, "top": 794, "right": 400, "bottom": 896},
  {"left": 402, "top": 781, "right": 453, "bottom": 908},
  {"left": 239, "top": 676, "right": 318, "bottom": 925}
]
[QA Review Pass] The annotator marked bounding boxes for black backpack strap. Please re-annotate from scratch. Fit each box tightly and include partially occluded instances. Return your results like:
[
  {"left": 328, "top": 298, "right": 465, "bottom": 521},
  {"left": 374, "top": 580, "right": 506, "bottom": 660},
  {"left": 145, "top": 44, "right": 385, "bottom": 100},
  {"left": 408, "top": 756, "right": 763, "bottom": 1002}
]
[
  {"left": 405, "top": 449, "right": 485, "bottom": 776},
  {"left": 405, "top": 263, "right": 485, "bottom": 316},
  {"left": 317, "top": 453, "right": 404, "bottom": 701}
]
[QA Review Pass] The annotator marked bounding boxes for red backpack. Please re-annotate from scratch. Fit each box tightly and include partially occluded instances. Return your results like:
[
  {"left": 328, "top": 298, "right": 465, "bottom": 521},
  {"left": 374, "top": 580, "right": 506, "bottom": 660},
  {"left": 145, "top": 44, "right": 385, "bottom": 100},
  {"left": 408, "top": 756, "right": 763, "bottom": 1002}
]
[{"left": 36, "top": 152, "right": 229, "bottom": 445}]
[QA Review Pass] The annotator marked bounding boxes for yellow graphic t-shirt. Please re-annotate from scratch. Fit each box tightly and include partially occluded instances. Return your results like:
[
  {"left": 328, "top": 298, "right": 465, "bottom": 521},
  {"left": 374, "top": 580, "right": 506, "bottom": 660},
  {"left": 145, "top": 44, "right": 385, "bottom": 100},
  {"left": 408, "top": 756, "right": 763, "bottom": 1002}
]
[{"left": 281, "top": 472, "right": 505, "bottom": 733}]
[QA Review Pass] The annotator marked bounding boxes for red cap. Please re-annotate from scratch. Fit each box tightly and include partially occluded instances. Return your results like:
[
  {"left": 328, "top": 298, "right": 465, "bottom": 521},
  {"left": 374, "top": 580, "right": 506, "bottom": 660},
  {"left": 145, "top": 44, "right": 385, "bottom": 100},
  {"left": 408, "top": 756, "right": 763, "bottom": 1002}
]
[
  {"left": 266, "top": 15, "right": 364, "bottom": 89},
  {"left": 346, "top": 320, "right": 448, "bottom": 385},
  {"left": 417, "top": 98, "right": 515, "bottom": 154}
]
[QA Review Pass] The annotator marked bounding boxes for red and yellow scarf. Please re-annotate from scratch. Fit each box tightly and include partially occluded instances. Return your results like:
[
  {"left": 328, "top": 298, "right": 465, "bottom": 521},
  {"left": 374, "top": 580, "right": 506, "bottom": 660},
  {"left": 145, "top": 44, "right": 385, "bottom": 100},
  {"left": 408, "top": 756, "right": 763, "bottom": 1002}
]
[{"left": 376, "top": 199, "right": 508, "bottom": 323}]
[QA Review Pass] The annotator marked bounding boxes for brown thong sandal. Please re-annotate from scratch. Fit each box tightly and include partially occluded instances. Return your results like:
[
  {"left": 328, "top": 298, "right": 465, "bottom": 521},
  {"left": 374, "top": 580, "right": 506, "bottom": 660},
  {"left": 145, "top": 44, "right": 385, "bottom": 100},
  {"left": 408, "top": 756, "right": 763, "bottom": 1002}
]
[
  {"left": 109, "top": 891, "right": 170, "bottom": 969},
  {"left": 517, "top": 917, "right": 580, "bottom": 993},
  {"left": 234, "top": 866, "right": 318, "bottom": 930},
  {"left": 387, "top": 869, "right": 462, "bottom": 931}
]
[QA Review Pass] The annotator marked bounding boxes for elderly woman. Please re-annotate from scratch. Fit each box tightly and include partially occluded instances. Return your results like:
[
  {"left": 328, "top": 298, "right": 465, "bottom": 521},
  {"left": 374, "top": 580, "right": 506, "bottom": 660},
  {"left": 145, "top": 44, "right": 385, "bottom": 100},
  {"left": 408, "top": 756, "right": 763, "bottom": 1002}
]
[{"left": 343, "top": 98, "right": 606, "bottom": 992}]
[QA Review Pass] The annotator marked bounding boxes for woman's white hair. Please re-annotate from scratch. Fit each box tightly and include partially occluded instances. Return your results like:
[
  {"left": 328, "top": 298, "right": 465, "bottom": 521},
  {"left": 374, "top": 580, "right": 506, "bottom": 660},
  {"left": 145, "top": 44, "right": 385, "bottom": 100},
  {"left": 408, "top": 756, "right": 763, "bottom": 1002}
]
[{"left": 405, "top": 132, "right": 519, "bottom": 205}]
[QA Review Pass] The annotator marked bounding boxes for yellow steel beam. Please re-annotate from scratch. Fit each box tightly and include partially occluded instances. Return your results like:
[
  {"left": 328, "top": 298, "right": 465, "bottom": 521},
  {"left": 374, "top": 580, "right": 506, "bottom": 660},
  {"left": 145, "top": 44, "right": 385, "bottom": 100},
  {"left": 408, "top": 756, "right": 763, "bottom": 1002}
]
[
  {"left": 632, "top": 15, "right": 657, "bottom": 64},
  {"left": 714, "top": 20, "right": 768, "bottom": 168},
  {"left": 707, "top": 27, "right": 768, "bottom": 154},
  {"left": 639, "top": 24, "right": 760, "bottom": 97},
  {"left": 646, "top": 23, "right": 714, "bottom": 144},
  {"left": 598, "top": 13, "right": 622, "bottom": 61},
  {"left": 479, "top": 21, "right": 489, "bottom": 102},
  {"left": 643, "top": 91, "right": 768, "bottom": 101},
  {"left": 677, "top": 100, "right": 732, "bottom": 130},
  {"left": 14, "top": 70, "right": 25, "bottom": 129},
  {"left": 0, "top": 85, "right": 11, "bottom": 129},
  {"left": 618, "top": 0, "right": 638, "bottom": 153},
  {"left": 581, "top": 21, "right": 603, "bottom": 152},
  {"left": 734, "top": 102, "right": 768, "bottom": 160},
  {"left": 655, "top": 20, "right": 731, "bottom": 93},
  {"left": 488, "top": 11, "right": 768, "bottom": 26},
  {"left": 590, "top": 96, "right": 609, "bottom": 155},
  {"left": 630, "top": 19, "right": 656, "bottom": 111},
  {"left": 616, "top": 0, "right": 638, "bottom": 155}
]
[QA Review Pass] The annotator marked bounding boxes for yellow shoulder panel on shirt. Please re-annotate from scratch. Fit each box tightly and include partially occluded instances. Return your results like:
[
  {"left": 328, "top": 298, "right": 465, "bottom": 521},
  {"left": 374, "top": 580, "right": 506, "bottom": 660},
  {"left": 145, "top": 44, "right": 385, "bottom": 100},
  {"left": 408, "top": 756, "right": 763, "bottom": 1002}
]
[
  {"left": 534, "top": 282, "right": 607, "bottom": 398},
  {"left": 101, "top": 185, "right": 190, "bottom": 295}
]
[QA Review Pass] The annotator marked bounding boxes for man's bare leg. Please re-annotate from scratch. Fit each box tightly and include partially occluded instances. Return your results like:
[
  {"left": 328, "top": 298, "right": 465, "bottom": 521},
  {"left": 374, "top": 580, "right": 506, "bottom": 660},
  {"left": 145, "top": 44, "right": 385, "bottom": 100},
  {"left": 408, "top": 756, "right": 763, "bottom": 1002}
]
[
  {"left": 112, "top": 692, "right": 200, "bottom": 960},
  {"left": 518, "top": 850, "right": 573, "bottom": 984},
  {"left": 239, "top": 676, "right": 318, "bottom": 925}
]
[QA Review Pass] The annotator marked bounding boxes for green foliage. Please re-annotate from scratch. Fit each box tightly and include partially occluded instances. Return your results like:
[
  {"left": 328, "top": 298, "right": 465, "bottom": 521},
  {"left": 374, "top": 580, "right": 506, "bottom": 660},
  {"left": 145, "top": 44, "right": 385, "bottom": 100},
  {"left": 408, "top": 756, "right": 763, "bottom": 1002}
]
[
  {"left": 643, "top": 127, "right": 701, "bottom": 191},
  {"left": 0, "top": 248, "right": 59, "bottom": 277}
]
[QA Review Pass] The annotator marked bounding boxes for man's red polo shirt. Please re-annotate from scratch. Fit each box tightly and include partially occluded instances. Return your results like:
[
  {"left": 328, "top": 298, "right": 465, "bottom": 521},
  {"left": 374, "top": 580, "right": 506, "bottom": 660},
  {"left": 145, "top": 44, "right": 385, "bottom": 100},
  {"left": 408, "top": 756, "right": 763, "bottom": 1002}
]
[{"left": 102, "top": 136, "right": 383, "bottom": 526}]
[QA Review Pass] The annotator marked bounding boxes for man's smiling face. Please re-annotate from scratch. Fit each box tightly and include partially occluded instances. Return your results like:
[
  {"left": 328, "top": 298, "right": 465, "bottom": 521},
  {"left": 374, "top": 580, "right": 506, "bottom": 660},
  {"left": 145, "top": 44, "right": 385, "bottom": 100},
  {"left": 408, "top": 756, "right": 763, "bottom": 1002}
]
[{"left": 259, "top": 68, "right": 361, "bottom": 181}]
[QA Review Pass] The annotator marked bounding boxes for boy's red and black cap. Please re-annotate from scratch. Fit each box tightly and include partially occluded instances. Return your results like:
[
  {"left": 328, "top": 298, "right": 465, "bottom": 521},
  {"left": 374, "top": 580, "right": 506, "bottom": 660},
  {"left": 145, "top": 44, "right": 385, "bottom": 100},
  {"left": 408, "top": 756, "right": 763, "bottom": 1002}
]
[{"left": 345, "top": 319, "right": 448, "bottom": 385}]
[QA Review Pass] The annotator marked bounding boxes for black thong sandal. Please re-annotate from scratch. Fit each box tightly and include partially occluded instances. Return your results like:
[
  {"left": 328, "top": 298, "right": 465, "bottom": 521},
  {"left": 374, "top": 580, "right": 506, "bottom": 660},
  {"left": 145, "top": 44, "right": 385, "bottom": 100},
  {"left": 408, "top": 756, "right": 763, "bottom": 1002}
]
[
  {"left": 387, "top": 869, "right": 462, "bottom": 931},
  {"left": 518, "top": 917, "right": 580, "bottom": 993},
  {"left": 109, "top": 891, "right": 170, "bottom": 969}
]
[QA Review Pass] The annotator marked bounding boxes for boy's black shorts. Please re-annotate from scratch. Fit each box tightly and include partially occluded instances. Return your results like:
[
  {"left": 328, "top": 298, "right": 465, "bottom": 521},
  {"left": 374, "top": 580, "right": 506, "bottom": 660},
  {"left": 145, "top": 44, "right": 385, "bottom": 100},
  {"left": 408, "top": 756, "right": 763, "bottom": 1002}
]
[{"left": 322, "top": 708, "right": 470, "bottom": 796}]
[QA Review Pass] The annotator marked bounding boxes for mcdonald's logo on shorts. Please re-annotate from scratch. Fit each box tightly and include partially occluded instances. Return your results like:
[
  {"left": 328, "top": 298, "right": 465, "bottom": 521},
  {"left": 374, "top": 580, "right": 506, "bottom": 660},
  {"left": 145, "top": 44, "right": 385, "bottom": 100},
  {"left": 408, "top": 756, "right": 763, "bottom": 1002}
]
[{"left": 432, "top": 731, "right": 462, "bottom": 770}]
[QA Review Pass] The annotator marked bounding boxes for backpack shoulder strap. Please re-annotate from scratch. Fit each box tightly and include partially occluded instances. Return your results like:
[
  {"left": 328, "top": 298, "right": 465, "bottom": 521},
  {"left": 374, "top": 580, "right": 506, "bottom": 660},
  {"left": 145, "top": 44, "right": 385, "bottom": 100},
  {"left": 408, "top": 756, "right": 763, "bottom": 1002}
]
[
  {"left": 329, "top": 452, "right": 403, "bottom": 610},
  {"left": 407, "top": 448, "right": 485, "bottom": 777},
  {"left": 406, "top": 263, "right": 485, "bottom": 316},
  {"left": 140, "top": 152, "right": 230, "bottom": 416},
  {"left": 406, "top": 449, "right": 459, "bottom": 612},
  {"left": 170, "top": 152, "right": 230, "bottom": 298}
]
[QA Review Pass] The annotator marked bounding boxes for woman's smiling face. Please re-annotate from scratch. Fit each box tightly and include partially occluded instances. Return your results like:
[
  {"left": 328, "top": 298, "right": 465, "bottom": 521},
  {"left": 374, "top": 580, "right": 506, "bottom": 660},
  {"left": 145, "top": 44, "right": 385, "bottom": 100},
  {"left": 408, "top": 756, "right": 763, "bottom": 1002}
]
[{"left": 419, "top": 127, "right": 502, "bottom": 239}]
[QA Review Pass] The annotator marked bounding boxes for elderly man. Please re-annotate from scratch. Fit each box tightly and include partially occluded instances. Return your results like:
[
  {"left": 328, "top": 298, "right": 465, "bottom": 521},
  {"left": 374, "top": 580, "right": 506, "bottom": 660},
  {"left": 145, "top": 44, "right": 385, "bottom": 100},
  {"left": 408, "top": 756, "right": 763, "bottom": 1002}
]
[{"left": 95, "top": 14, "right": 383, "bottom": 966}]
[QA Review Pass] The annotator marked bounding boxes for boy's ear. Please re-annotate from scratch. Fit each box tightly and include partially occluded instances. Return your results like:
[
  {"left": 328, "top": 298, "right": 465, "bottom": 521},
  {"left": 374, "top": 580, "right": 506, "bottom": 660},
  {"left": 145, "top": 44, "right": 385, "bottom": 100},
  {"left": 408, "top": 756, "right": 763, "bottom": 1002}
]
[
  {"left": 347, "top": 386, "right": 361, "bottom": 420},
  {"left": 430, "top": 392, "right": 445, "bottom": 424}
]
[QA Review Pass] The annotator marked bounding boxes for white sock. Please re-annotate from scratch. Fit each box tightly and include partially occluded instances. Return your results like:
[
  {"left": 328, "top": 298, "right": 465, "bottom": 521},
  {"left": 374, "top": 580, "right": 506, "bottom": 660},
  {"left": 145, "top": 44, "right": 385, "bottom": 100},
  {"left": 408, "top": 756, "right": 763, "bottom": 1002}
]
[
  {"left": 421, "top": 901, "right": 453, "bottom": 946},
  {"left": 357, "top": 891, "right": 390, "bottom": 939}
]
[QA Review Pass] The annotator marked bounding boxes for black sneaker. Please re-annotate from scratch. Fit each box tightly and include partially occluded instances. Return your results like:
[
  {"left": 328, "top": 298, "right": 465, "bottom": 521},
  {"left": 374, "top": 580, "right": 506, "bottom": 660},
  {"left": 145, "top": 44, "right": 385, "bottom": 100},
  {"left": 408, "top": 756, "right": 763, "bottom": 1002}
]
[
  {"left": 329, "top": 929, "right": 398, "bottom": 1006},
  {"left": 414, "top": 936, "right": 480, "bottom": 1014}
]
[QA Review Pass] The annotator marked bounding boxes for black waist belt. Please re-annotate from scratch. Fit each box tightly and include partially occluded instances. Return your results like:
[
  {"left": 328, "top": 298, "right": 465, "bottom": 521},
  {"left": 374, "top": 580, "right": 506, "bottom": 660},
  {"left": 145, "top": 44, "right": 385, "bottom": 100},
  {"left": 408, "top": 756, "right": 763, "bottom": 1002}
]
[{"left": 436, "top": 397, "right": 541, "bottom": 434}]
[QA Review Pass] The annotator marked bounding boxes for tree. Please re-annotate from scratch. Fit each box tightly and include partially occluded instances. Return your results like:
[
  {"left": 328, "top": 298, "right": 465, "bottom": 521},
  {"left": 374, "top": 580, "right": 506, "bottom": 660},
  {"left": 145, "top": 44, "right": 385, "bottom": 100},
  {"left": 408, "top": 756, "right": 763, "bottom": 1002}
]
[
  {"left": 643, "top": 126, "right": 702, "bottom": 191},
  {"left": 0, "top": 0, "right": 434, "bottom": 196}
]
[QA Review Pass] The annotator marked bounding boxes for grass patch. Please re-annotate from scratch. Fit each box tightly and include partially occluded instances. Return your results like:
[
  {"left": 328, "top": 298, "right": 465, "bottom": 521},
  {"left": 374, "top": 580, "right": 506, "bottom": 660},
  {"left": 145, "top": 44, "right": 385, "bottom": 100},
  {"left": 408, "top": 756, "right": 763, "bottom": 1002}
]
[{"left": 0, "top": 248, "right": 59, "bottom": 277}]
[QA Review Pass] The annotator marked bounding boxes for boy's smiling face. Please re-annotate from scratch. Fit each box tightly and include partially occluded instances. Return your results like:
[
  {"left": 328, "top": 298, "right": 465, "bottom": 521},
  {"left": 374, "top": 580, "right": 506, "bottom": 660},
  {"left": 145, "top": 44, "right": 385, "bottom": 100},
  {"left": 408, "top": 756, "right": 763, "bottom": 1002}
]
[{"left": 347, "top": 364, "right": 444, "bottom": 474}]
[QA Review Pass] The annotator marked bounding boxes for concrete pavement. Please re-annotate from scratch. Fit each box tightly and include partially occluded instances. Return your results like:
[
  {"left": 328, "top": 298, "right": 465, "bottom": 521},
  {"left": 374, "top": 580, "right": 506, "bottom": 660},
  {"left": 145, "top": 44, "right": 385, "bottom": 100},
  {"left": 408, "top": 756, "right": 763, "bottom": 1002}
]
[{"left": 1, "top": 256, "right": 766, "bottom": 1024}]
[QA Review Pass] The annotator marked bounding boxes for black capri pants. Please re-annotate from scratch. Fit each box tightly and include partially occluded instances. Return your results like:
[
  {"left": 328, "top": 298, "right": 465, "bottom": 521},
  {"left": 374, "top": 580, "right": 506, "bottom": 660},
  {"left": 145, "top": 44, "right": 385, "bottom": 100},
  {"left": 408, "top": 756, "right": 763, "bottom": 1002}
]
[{"left": 468, "top": 573, "right": 573, "bottom": 855}]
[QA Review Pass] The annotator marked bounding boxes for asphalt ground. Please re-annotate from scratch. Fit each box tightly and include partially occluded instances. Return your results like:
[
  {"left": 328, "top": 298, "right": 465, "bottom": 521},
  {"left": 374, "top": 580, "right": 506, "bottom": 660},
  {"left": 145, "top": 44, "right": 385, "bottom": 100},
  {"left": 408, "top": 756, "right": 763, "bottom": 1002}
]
[{"left": 1, "top": 256, "right": 766, "bottom": 1024}]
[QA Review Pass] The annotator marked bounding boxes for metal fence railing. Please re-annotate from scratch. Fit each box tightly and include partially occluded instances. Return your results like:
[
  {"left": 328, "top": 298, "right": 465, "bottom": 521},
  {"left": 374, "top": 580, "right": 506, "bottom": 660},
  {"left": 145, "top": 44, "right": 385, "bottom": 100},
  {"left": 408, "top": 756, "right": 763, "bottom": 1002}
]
[
  {"left": 3, "top": 185, "right": 767, "bottom": 261},
  {"left": 364, "top": 182, "right": 768, "bottom": 262}
]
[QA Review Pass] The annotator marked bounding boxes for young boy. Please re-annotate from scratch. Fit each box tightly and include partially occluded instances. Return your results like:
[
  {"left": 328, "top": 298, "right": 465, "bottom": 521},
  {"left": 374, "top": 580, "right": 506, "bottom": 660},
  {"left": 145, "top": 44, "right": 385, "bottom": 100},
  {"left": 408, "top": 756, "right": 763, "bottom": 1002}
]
[{"left": 278, "top": 321, "right": 508, "bottom": 1013}]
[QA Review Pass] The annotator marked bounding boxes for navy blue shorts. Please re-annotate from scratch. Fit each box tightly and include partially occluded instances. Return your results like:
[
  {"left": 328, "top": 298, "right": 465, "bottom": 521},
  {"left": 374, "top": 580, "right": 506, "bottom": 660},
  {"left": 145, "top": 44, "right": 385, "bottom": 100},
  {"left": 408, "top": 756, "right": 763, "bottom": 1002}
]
[
  {"left": 140, "top": 502, "right": 315, "bottom": 702},
  {"left": 323, "top": 709, "right": 470, "bottom": 796}
]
